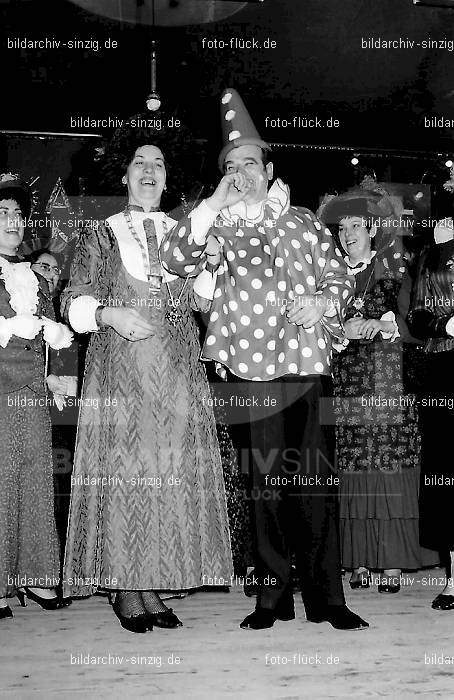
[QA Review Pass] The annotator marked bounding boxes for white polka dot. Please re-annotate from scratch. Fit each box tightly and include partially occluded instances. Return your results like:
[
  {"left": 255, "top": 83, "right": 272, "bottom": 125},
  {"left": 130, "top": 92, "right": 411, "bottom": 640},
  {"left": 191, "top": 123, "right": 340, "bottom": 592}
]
[
  {"left": 178, "top": 226, "right": 186, "bottom": 237},
  {"left": 240, "top": 315, "right": 250, "bottom": 326},
  {"left": 237, "top": 266, "right": 248, "bottom": 276},
  {"left": 394, "top": 252, "right": 401, "bottom": 259},
  {"left": 342, "top": 289, "right": 349, "bottom": 299},
  {"left": 314, "top": 221, "right": 322, "bottom": 231},
  {"left": 268, "top": 316, "right": 277, "bottom": 327},
  {"left": 295, "top": 283, "right": 305, "bottom": 295},
  {"left": 214, "top": 288, "right": 222, "bottom": 298},
  {"left": 304, "top": 213, "right": 313, "bottom": 221},
  {"left": 303, "top": 231, "right": 312, "bottom": 243},
  {"left": 288, "top": 290, "right": 295, "bottom": 300},
  {"left": 252, "top": 352, "right": 263, "bottom": 363},
  {"left": 288, "top": 363, "right": 298, "bottom": 373},
  {"left": 306, "top": 326, "right": 315, "bottom": 334},
  {"left": 184, "top": 264, "right": 196, "bottom": 273},
  {"left": 267, "top": 340, "right": 276, "bottom": 350},
  {"left": 191, "top": 250, "right": 202, "bottom": 258},
  {"left": 251, "top": 278, "right": 262, "bottom": 290},
  {"left": 230, "top": 276, "right": 236, "bottom": 287},
  {"left": 254, "top": 328, "right": 264, "bottom": 339},
  {"left": 275, "top": 257, "right": 284, "bottom": 267},
  {"left": 318, "top": 338, "right": 326, "bottom": 349},
  {"left": 399, "top": 267, "right": 405, "bottom": 273},
  {"left": 305, "top": 254, "right": 312, "bottom": 264},
  {"left": 229, "top": 130, "right": 241, "bottom": 141},
  {"left": 238, "top": 362, "right": 249, "bottom": 373},
  {"left": 250, "top": 238, "right": 260, "bottom": 246},
  {"left": 314, "top": 362, "right": 324, "bottom": 372},
  {"left": 236, "top": 230, "right": 244, "bottom": 238},
  {"left": 239, "top": 290, "right": 249, "bottom": 301},
  {"left": 210, "top": 311, "right": 219, "bottom": 322},
  {"left": 206, "top": 335, "right": 216, "bottom": 345},
  {"left": 229, "top": 344, "right": 236, "bottom": 356},
  {"left": 230, "top": 322, "right": 237, "bottom": 332},
  {"left": 225, "top": 109, "right": 235, "bottom": 121},
  {"left": 301, "top": 347, "right": 312, "bottom": 357},
  {"left": 219, "top": 350, "right": 228, "bottom": 361},
  {"left": 228, "top": 300, "right": 238, "bottom": 311},
  {"left": 290, "top": 239, "right": 301, "bottom": 250},
  {"left": 307, "top": 276, "right": 315, "bottom": 286},
  {"left": 294, "top": 261, "right": 303, "bottom": 271},
  {"left": 226, "top": 250, "right": 235, "bottom": 261},
  {"left": 223, "top": 303, "right": 228, "bottom": 314},
  {"left": 264, "top": 268, "right": 273, "bottom": 277},
  {"left": 238, "top": 249, "right": 247, "bottom": 258},
  {"left": 263, "top": 245, "right": 271, "bottom": 255},
  {"left": 279, "top": 328, "right": 285, "bottom": 339},
  {"left": 329, "top": 286, "right": 338, "bottom": 294},
  {"left": 321, "top": 242, "right": 330, "bottom": 252},
  {"left": 278, "top": 352, "right": 285, "bottom": 363},
  {"left": 277, "top": 281, "right": 287, "bottom": 291},
  {"left": 163, "top": 241, "right": 170, "bottom": 252},
  {"left": 253, "top": 304, "right": 264, "bottom": 315},
  {"left": 286, "top": 221, "right": 297, "bottom": 229},
  {"left": 288, "top": 338, "right": 298, "bottom": 349},
  {"left": 239, "top": 339, "right": 249, "bottom": 349},
  {"left": 266, "top": 364, "right": 275, "bottom": 375},
  {"left": 251, "top": 257, "right": 262, "bottom": 266},
  {"left": 222, "top": 92, "right": 232, "bottom": 104},
  {"left": 221, "top": 326, "right": 228, "bottom": 337},
  {"left": 318, "top": 257, "right": 326, "bottom": 267},
  {"left": 324, "top": 228, "right": 332, "bottom": 236},
  {"left": 330, "top": 260, "right": 339, "bottom": 268},
  {"left": 272, "top": 237, "right": 280, "bottom": 247}
]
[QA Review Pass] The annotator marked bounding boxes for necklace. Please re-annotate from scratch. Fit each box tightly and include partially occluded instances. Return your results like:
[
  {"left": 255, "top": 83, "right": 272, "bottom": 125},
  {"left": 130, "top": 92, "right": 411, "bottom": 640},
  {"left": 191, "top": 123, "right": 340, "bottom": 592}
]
[
  {"left": 351, "top": 263, "right": 376, "bottom": 317},
  {"left": 123, "top": 209, "right": 188, "bottom": 327}
]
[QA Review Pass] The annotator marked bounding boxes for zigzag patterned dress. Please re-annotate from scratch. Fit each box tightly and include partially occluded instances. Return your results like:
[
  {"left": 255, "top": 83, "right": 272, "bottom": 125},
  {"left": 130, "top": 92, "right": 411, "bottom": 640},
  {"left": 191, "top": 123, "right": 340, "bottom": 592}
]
[{"left": 61, "top": 215, "right": 233, "bottom": 596}]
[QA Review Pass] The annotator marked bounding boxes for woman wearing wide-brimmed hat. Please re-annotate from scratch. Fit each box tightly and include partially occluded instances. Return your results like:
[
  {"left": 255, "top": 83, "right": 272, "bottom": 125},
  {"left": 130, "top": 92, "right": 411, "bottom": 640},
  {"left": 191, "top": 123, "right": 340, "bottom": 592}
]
[
  {"left": 0, "top": 173, "right": 73, "bottom": 620},
  {"left": 319, "top": 186, "right": 437, "bottom": 594}
]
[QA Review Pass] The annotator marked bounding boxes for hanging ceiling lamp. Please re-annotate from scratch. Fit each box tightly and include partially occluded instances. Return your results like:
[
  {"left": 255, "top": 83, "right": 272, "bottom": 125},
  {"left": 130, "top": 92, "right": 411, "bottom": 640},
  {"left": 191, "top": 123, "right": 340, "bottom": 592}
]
[{"left": 66, "top": 0, "right": 262, "bottom": 26}]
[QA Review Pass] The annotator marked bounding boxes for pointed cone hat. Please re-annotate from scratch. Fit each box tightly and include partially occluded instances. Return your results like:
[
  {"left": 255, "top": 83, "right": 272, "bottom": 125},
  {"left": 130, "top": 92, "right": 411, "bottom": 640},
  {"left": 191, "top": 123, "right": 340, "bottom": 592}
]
[{"left": 218, "top": 88, "right": 271, "bottom": 170}]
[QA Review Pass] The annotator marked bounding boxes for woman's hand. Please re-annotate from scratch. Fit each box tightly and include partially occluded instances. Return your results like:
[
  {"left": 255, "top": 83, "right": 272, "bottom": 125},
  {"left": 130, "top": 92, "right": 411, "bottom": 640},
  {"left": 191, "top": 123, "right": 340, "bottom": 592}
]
[
  {"left": 356, "top": 318, "right": 388, "bottom": 340},
  {"left": 343, "top": 318, "right": 365, "bottom": 339},
  {"left": 102, "top": 307, "right": 155, "bottom": 341}
]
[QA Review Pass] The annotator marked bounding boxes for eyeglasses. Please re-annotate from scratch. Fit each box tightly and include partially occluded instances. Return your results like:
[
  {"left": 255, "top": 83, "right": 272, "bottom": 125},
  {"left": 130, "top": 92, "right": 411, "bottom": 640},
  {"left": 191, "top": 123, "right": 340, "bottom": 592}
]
[{"left": 34, "top": 262, "right": 61, "bottom": 275}]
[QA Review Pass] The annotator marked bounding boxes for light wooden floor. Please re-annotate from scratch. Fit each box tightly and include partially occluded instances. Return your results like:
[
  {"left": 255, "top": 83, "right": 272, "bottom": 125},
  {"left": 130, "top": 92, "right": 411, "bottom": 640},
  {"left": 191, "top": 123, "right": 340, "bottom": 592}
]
[{"left": 2, "top": 570, "right": 454, "bottom": 699}]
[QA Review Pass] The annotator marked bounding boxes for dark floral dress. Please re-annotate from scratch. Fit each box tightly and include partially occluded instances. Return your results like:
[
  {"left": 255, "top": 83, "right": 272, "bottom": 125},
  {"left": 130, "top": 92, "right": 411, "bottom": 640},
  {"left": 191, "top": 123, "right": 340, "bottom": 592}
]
[{"left": 333, "top": 248, "right": 436, "bottom": 570}]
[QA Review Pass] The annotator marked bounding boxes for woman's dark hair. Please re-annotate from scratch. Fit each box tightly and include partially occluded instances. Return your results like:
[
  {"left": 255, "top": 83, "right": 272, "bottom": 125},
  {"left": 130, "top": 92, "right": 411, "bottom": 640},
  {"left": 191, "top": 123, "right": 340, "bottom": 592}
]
[{"left": 0, "top": 187, "right": 31, "bottom": 219}]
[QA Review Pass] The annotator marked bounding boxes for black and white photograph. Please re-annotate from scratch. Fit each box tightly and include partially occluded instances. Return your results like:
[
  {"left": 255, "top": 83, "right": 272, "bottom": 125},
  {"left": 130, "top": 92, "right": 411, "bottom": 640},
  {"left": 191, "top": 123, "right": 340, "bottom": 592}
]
[{"left": 1, "top": 0, "right": 454, "bottom": 697}]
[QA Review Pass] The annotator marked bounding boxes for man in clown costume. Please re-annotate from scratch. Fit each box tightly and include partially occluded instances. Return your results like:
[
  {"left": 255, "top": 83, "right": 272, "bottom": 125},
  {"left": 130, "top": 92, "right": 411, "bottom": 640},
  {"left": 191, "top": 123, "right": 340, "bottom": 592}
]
[{"left": 161, "top": 89, "right": 369, "bottom": 631}]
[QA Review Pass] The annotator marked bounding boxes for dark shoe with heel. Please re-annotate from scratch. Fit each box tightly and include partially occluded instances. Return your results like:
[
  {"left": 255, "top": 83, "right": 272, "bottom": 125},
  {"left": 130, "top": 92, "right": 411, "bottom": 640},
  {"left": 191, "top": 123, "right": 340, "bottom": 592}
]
[
  {"left": 349, "top": 572, "right": 371, "bottom": 590},
  {"left": 17, "top": 588, "right": 72, "bottom": 610},
  {"left": 432, "top": 594, "right": 454, "bottom": 611},
  {"left": 0, "top": 606, "right": 13, "bottom": 620},
  {"left": 147, "top": 608, "right": 183, "bottom": 629},
  {"left": 240, "top": 607, "right": 277, "bottom": 630}
]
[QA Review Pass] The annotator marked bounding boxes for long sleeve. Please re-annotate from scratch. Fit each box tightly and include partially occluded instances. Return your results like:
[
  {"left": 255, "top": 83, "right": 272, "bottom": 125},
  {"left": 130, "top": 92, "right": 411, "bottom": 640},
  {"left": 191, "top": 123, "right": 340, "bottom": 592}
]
[
  {"left": 291, "top": 207, "right": 354, "bottom": 339},
  {"left": 160, "top": 200, "right": 217, "bottom": 277},
  {"left": 61, "top": 223, "right": 114, "bottom": 333}
]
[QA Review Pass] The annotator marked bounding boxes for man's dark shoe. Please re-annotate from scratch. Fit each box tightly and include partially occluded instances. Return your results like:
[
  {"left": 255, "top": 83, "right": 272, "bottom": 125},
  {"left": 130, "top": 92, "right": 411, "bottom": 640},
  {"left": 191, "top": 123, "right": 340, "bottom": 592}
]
[
  {"left": 240, "top": 607, "right": 277, "bottom": 630},
  {"left": 306, "top": 604, "right": 369, "bottom": 630}
]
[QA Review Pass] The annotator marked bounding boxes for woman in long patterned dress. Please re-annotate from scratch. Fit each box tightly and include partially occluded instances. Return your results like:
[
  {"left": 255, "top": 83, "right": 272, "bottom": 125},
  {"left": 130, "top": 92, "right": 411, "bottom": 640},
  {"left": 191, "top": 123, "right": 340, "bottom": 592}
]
[
  {"left": 0, "top": 174, "right": 73, "bottom": 620},
  {"left": 319, "top": 188, "right": 435, "bottom": 593},
  {"left": 61, "top": 143, "right": 233, "bottom": 633}
]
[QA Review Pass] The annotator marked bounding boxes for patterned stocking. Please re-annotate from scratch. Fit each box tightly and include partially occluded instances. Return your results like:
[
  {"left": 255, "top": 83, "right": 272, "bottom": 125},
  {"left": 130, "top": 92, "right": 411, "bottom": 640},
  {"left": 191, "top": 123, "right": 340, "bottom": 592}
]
[{"left": 140, "top": 590, "right": 169, "bottom": 614}]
